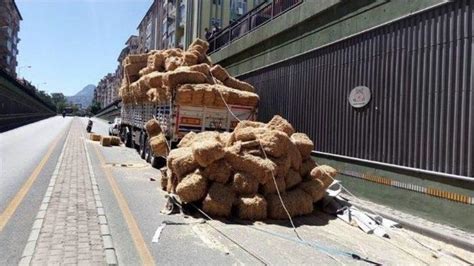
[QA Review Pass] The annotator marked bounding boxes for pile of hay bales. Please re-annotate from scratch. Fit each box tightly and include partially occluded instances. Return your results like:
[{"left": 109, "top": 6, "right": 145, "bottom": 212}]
[
  {"left": 89, "top": 133, "right": 121, "bottom": 147},
  {"left": 118, "top": 39, "right": 259, "bottom": 109},
  {"left": 161, "top": 115, "right": 337, "bottom": 220}
]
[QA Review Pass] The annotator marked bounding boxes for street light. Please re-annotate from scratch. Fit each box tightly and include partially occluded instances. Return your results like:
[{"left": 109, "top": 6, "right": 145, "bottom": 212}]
[{"left": 18, "top": 65, "right": 31, "bottom": 77}]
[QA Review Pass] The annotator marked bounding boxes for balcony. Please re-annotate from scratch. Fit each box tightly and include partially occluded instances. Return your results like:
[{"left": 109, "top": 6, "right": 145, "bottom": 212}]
[{"left": 208, "top": 0, "right": 303, "bottom": 53}]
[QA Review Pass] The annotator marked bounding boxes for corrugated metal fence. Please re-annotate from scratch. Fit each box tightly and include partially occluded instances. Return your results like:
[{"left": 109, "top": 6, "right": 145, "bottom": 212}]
[{"left": 240, "top": 0, "right": 473, "bottom": 177}]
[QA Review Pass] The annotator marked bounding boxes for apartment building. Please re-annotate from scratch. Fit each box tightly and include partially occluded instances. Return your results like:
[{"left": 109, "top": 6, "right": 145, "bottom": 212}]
[{"left": 0, "top": 0, "right": 22, "bottom": 77}]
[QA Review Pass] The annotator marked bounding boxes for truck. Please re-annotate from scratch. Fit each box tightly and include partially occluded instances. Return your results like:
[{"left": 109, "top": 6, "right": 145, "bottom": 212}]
[{"left": 118, "top": 99, "right": 257, "bottom": 168}]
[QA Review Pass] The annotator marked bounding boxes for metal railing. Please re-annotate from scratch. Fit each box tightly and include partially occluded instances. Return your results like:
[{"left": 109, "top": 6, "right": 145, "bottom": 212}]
[{"left": 208, "top": 0, "right": 303, "bottom": 54}]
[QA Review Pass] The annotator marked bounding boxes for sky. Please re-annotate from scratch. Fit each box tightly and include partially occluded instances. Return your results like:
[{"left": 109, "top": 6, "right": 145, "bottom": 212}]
[{"left": 16, "top": 0, "right": 152, "bottom": 96}]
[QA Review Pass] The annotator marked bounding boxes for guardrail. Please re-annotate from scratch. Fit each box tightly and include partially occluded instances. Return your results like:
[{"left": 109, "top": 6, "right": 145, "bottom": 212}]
[{"left": 208, "top": 0, "right": 303, "bottom": 54}]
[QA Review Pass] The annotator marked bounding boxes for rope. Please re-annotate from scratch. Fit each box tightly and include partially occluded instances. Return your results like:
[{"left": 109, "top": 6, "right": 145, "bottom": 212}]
[
  {"left": 212, "top": 75, "right": 303, "bottom": 242},
  {"left": 211, "top": 75, "right": 346, "bottom": 264},
  {"left": 180, "top": 201, "right": 268, "bottom": 265},
  {"left": 164, "top": 74, "right": 380, "bottom": 265}
]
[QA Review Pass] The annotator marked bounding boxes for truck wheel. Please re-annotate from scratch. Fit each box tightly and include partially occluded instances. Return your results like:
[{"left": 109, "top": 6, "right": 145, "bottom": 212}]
[
  {"left": 139, "top": 134, "right": 147, "bottom": 159},
  {"left": 125, "top": 127, "right": 133, "bottom": 148},
  {"left": 119, "top": 127, "right": 126, "bottom": 142},
  {"left": 145, "top": 142, "right": 152, "bottom": 163},
  {"left": 150, "top": 156, "right": 166, "bottom": 169}
]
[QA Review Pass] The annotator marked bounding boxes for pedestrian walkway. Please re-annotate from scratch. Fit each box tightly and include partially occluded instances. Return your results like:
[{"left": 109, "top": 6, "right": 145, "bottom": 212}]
[{"left": 19, "top": 119, "right": 108, "bottom": 265}]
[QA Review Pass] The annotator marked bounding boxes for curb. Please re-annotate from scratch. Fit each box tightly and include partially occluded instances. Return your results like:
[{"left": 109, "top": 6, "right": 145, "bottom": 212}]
[
  {"left": 83, "top": 139, "right": 118, "bottom": 266},
  {"left": 349, "top": 201, "right": 474, "bottom": 253}
]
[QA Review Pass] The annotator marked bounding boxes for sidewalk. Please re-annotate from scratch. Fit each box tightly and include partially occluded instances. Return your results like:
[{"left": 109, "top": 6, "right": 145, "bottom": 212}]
[{"left": 19, "top": 118, "right": 112, "bottom": 265}]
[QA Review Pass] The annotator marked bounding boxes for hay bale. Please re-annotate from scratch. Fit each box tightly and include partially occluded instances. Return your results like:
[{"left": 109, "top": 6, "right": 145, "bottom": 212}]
[
  {"left": 181, "top": 131, "right": 221, "bottom": 147},
  {"left": 192, "top": 139, "right": 225, "bottom": 167},
  {"left": 149, "top": 133, "right": 168, "bottom": 157},
  {"left": 232, "top": 172, "right": 259, "bottom": 196},
  {"left": 300, "top": 158, "right": 317, "bottom": 179},
  {"left": 202, "top": 183, "right": 235, "bottom": 217},
  {"left": 266, "top": 115, "right": 295, "bottom": 137},
  {"left": 224, "top": 77, "right": 255, "bottom": 93},
  {"left": 124, "top": 62, "right": 147, "bottom": 76},
  {"left": 110, "top": 136, "right": 121, "bottom": 146},
  {"left": 164, "top": 56, "right": 184, "bottom": 71},
  {"left": 145, "top": 119, "right": 162, "bottom": 137},
  {"left": 177, "top": 63, "right": 211, "bottom": 76},
  {"left": 90, "top": 133, "right": 101, "bottom": 141},
  {"left": 212, "top": 87, "right": 230, "bottom": 107},
  {"left": 167, "top": 147, "right": 199, "bottom": 179},
  {"left": 202, "top": 85, "right": 216, "bottom": 105},
  {"left": 267, "top": 188, "right": 314, "bottom": 219},
  {"left": 219, "top": 132, "right": 232, "bottom": 146},
  {"left": 288, "top": 142, "right": 302, "bottom": 171},
  {"left": 100, "top": 136, "right": 112, "bottom": 146},
  {"left": 234, "top": 120, "right": 265, "bottom": 131},
  {"left": 148, "top": 52, "right": 164, "bottom": 70},
  {"left": 235, "top": 90, "right": 259, "bottom": 106},
  {"left": 191, "top": 84, "right": 205, "bottom": 105},
  {"left": 210, "top": 64, "right": 229, "bottom": 82},
  {"left": 298, "top": 179, "right": 326, "bottom": 203},
  {"left": 310, "top": 165, "right": 337, "bottom": 187},
  {"left": 177, "top": 131, "right": 197, "bottom": 148},
  {"left": 125, "top": 53, "right": 149, "bottom": 64},
  {"left": 261, "top": 176, "right": 286, "bottom": 195},
  {"left": 176, "top": 170, "right": 208, "bottom": 203},
  {"left": 188, "top": 39, "right": 209, "bottom": 53},
  {"left": 202, "top": 159, "right": 231, "bottom": 184},
  {"left": 176, "top": 84, "right": 194, "bottom": 105},
  {"left": 285, "top": 169, "right": 302, "bottom": 189},
  {"left": 259, "top": 130, "right": 291, "bottom": 158},
  {"left": 165, "top": 70, "right": 207, "bottom": 89},
  {"left": 183, "top": 52, "right": 198, "bottom": 65},
  {"left": 270, "top": 155, "right": 291, "bottom": 178},
  {"left": 160, "top": 174, "right": 168, "bottom": 191},
  {"left": 233, "top": 127, "right": 266, "bottom": 143},
  {"left": 225, "top": 149, "right": 276, "bottom": 184},
  {"left": 236, "top": 194, "right": 267, "bottom": 220},
  {"left": 144, "top": 72, "right": 164, "bottom": 88},
  {"left": 291, "top": 133, "right": 314, "bottom": 159}
]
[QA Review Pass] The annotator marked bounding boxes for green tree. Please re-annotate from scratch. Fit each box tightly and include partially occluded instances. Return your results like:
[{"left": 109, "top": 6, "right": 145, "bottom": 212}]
[
  {"left": 87, "top": 101, "right": 102, "bottom": 115},
  {"left": 51, "top": 93, "right": 67, "bottom": 113}
]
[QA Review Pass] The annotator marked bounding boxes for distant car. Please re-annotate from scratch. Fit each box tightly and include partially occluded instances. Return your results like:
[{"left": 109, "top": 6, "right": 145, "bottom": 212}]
[{"left": 108, "top": 117, "right": 121, "bottom": 136}]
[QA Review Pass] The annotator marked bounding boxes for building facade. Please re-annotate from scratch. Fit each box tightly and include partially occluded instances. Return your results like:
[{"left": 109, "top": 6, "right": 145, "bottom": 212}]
[
  {"left": 95, "top": 34, "right": 141, "bottom": 108},
  {"left": 0, "top": 0, "right": 22, "bottom": 77},
  {"left": 186, "top": 0, "right": 265, "bottom": 48},
  {"left": 138, "top": 1, "right": 163, "bottom": 53}
]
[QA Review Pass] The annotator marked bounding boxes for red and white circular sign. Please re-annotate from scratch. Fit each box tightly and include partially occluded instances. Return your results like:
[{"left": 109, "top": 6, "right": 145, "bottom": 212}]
[{"left": 348, "top": 86, "right": 371, "bottom": 108}]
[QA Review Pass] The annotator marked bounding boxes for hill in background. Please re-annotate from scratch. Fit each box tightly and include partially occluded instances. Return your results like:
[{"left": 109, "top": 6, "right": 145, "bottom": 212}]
[{"left": 67, "top": 84, "right": 95, "bottom": 108}]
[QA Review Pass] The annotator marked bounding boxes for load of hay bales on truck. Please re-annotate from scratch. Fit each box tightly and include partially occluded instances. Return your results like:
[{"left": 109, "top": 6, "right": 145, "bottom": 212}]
[
  {"left": 119, "top": 38, "right": 336, "bottom": 221},
  {"left": 118, "top": 39, "right": 259, "bottom": 167}
]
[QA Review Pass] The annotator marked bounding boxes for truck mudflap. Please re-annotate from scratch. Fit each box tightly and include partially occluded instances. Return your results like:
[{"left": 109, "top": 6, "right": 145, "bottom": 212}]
[{"left": 175, "top": 104, "right": 256, "bottom": 140}]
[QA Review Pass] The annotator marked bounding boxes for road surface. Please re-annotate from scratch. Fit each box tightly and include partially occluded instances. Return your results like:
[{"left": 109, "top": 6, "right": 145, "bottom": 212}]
[{"left": 0, "top": 116, "right": 473, "bottom": 265}]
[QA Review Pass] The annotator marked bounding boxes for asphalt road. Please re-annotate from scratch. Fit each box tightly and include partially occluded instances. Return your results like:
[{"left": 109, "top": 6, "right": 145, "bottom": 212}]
[
  {"left": 85, "top": 118, "right": 474, "bottom": 265},
  {"left": 0, "top": 116, "right": 72, "bottom": 264},
  {"left": 1, "top": 116, "right": 472, "bottom": 265}
]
